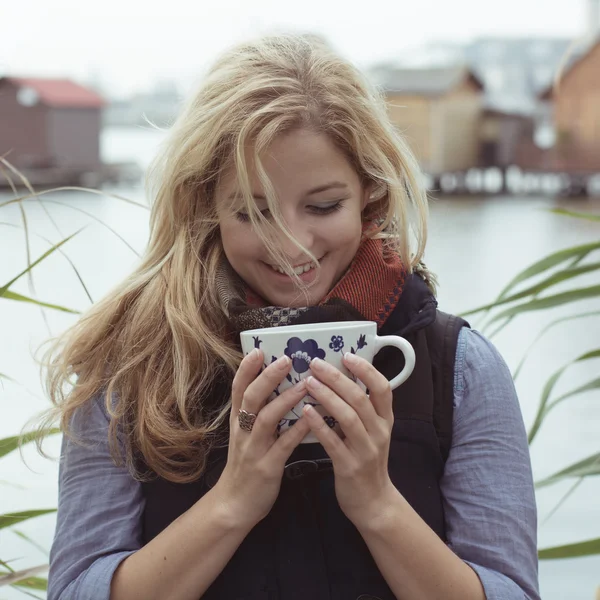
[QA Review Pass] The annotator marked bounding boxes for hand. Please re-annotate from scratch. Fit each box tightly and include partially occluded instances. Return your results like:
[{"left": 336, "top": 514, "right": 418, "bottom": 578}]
[
  {"left": 302, "top": 353, "right": 399, "bottom": 528},
  {"left": 212, "top": 349, "right": 311, "bottom": 530}
]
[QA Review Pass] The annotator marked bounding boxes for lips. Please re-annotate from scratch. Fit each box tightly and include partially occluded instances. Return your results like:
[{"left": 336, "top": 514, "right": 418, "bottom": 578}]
[
  {"left": 262, "top": 254, "right": 326, "bottom": 282},
  {"left": 266, "top": 255, "right": 325, "bottom": 274}
]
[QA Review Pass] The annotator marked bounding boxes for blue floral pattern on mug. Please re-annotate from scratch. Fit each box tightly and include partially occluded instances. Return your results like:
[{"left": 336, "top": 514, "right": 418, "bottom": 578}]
[
  {"left": 349, "top": 333, "right": 368, "bottom": 355},
  {"left": 284, "top": 337, "right": 326, "bottom": 373},
  {"left": 329, "top": 335, "right": 344, "bottom": 352}
]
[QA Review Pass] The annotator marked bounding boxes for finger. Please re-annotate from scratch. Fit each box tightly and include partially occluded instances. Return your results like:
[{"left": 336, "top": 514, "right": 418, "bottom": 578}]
[
  {"left": 309, "top": 357, "right": 380, "bottom": 434},
  {"left": 342, "top": 353, "right": 394, "bottom": 422},
  {"left": 250, "top": 380, "right": 307, "bottom": 442},
  {"left": 231, "top": 348, "right": 264, "bottom": 414},
  {"left": 268, "top": 415, "right": 312, "bottom": 464},
  {"left": 305, "top": 376, "right": 372, "bottom": 455},
  {"left": 301, "top": 404, "right": 351, "bottom": 465},
  {"left": 241, "top": 355, "right": 293, "bottom": 415}
]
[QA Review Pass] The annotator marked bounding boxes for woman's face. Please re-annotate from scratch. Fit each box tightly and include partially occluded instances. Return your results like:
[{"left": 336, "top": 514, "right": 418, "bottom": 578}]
[{"left": 216, "top": 128, "right": 369, "bottom": 307}]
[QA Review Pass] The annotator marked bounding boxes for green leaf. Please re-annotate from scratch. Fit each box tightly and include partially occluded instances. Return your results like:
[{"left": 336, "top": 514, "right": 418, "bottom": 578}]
[
  {"left": 12, "top": 529, "right": 50, "bottom": 557},
  {"left": 487, "top": 285, "right": 600, "bottom": 325},
  {"left": 0, "top": 185, "right": 149, "bottom": 211},
  {"left": 1, "top": 290, "right": 79, "bottom": 314},
  {"left": 462, "top": 262, "right": 600, "bottom": 316},
  {"left": 549, "top": 208, "right": 600, "bottom": 222},
  {"left": 539, "top": 537, "right": 600, "bottom": 559},
  {"left": 12, "top": 576, "right": 47, "bottom": 591},
  {"left": 528, "top": 349, "right": 600, "bottom": 444},
  {"left": 513, "top": 311, "right": 600, "bottom": 380},
  {"left": 0, "top": 566, "right": 47, "bottom": 588},
  {"left": 536, "top": 453, "right": 600, "bottom": 488},
  {"left": 0, "top": 510, "right": 56, "bottom": 530},
  {"left": 0, "top": 429, "right": 61, "bottom": 459},
  {"left": 461, "top": 242, "right": 600, "bottom": 316},
  {"left": 0, "top": 229, "right": 82, "bottom": 296},
  {"left": 549, "top": 375, "right": 600, "bottom": 408}
]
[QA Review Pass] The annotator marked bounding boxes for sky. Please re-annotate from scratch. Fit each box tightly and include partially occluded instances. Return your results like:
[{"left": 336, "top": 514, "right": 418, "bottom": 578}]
[{"left": 0, "top": 0, "right": 590, "bottom": 96}]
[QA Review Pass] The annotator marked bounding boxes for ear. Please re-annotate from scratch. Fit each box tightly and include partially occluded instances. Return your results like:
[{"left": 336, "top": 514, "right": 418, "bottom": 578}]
[{"left": 361, "top": 183, "right": 385, "bottom": 211}]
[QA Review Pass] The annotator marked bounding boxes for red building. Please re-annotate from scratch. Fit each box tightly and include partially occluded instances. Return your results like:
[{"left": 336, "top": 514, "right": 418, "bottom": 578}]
[{"left": 0, "top": 77, "right": 105, "bottom": 171}]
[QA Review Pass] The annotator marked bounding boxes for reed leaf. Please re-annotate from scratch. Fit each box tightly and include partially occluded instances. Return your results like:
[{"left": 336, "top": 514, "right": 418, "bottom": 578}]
[
  {"left": 539, "top": 537, "right": 600, "bottom": 559},
  {"left": 1, "top": 290, "right": 79, "bottom": 313},
  {"left": 0, "top": 429, "right": 61, "bottom": 459},
  {"left": 0, "top": 510, "right": 56, "bottom": 530},
  {"left": 528, "top": 349, "right": 600, "bottom": 444},
  {"left": 536, "top": 453, "right": 600, "bottom": 488}
]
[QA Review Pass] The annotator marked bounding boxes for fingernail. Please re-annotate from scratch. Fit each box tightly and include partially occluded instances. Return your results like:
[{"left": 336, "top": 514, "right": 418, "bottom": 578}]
[
  {"left": 294, "top": 380, "right": 306, "bottom": 392},
  {"left": 344, "top": 352, "right": 358, "bottom": 364},
  {"left": 306, "top": 376, "right": 322, "bottom": 389},
  {"left": 249, "top": 348, "right": 260, "bottom": 359},
  {"left": 311, "top": 357, "right": 324, "bottom": 370},
  {"left": 276, "top": 355, "right": 291, "bottom": 369}
]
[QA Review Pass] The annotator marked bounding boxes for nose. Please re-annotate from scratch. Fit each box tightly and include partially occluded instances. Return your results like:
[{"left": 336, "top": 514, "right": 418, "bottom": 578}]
[{"left": 274, "top": 215, "right": 315, "bottom": 264}]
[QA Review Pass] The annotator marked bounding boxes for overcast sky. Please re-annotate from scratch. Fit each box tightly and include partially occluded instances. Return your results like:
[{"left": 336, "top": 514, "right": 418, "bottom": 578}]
[{"left": 1, "top": 0, "right": 590, "bottom": 96}]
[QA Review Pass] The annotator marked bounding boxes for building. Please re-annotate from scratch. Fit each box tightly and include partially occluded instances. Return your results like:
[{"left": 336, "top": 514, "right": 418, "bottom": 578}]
[
  {"left": 370, "top": 66, "right": 484, "bottom": 174},
  {"left": 0, "top": 77, "right": 105, "bottom": 170},
  {"left": 539, "top": 37, "right": 600, "bottom": 171}
]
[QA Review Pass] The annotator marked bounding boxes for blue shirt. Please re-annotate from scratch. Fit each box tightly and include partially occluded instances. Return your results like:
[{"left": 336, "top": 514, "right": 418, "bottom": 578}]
[{"left": 47, "top": 328, "right": 540, "bottom": 599}]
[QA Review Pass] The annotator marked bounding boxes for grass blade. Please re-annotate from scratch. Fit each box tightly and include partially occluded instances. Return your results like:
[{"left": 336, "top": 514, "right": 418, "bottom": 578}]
[
  {"left": 528, "top": 349, "right": 600, "bottom": 444},
  {"left": 539, "top": 537, "right": 600, "bottom": 559},
  {"left": 536, "top": 453, "right": 600, "bottom": 488},
  {"left": 0, "top": 429, "right": 61, "bottom": 459},
  {"left": 40, "top": 199, "right": 140, "bottom": 256},
  {"left": 0, "top": 186, "right": 149, "bottom": 210},
  {"left": 0, "top": 510, "right": 56, "bottom": 530},
  {"left": 1, "top": 290, "right": 79, "bottom": 313},
  {"left": 460, "top": 242, "right": 600, "bottom": 316},
  {"left": 487, "top": 285, "right": 600, "bottom": 325},
  {"left": 12, "top": 576, "right": 47, "bottom": 591},
  {"left": 549, "top": 208, "right": 600, "bottom": 222},
  {"left": 513, "top": 311, "right": 600, "bottom": 380},
  {"left": 464, "top": 262, "right": 600, "bottom": 316},
  {"left": 549, "top": 375, "right": 600, "bottom": 408},
  {"left": 0, "top": 230, "right": 83, "bottom": 296},
  {"left": 12, "top": 530, "right": 50, "bottom": 557},
  {"left": 0, "top": 566, "right": 47, "bottom": 587}
]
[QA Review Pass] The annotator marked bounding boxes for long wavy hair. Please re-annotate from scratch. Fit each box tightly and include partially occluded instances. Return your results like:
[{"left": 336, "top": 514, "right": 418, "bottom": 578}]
[{"left": 38, "top": 33, "right": 432, "bottom": 483}]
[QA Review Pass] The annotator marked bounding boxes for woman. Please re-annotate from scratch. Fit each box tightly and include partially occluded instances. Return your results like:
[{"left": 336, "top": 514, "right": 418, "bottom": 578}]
[{"left": 44, "top": 34, "right": 539, "bottom": 599}]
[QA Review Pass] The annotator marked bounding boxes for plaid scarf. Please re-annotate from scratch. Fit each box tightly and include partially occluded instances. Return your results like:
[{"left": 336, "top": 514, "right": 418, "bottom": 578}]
[{"left": 217, "top": 232, "right": 407, "bottom": 335}]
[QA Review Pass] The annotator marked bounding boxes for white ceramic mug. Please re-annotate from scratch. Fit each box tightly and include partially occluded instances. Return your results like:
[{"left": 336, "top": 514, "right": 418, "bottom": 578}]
[{"left": 240, "top": 321, "right": 415, "bottom": 443}]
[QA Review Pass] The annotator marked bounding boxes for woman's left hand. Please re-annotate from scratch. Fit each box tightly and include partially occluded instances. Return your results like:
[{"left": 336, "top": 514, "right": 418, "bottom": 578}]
[{"left": 303, "top": 353, "right": 400, "bottom": 528}]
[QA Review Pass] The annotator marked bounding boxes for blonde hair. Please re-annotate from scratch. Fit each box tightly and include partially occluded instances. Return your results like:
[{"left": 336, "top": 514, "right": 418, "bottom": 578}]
[{"left": 38, "top": 33, "right": 431, "bottom": 483}]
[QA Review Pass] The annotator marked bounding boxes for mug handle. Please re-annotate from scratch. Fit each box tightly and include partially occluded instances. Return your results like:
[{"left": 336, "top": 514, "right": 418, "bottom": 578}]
[{"left": 372, "top": 335, "right": 416, "bottom": 390}]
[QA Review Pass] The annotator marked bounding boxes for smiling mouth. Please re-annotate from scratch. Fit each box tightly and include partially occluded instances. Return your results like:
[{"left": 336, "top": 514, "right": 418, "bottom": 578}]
[{"left": 265, "top": 255, "right": 326, "bottom": 276}]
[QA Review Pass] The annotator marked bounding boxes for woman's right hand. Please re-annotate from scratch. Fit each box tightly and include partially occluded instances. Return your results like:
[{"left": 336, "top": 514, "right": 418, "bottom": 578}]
[{"left": 212, "top": 348, "right": 311, "bottom": 529}]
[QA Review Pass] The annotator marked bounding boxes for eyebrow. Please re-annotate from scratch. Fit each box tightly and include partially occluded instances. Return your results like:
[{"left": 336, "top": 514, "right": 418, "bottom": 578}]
[{"left": 227, "top": 181, "right": 349, "bottom": 201}]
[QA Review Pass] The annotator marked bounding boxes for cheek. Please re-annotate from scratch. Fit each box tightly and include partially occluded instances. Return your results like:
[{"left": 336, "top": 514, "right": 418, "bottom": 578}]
[
  {"left": 220, "top": 220, "right": 262, "bottom": 262},
  {"left": 328, "top": 212, "right": 364, "bottom": 249}
]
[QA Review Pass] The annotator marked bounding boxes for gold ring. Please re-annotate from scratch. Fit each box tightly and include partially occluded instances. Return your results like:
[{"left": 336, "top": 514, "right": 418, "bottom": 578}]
[{"left": 238, "top": 408, "right": 257, "bottom": 432}]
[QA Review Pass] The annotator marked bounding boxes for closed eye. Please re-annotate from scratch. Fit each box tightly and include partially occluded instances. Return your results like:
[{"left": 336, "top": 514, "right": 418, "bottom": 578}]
[{"left": 235, "top": 200, "right": 345, "bottom": 223}]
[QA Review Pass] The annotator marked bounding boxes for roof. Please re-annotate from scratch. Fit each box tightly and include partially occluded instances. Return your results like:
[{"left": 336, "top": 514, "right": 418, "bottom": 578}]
[
  {"left": 538, "top": 36, "right": 600, "bottom": 99},
  {"left": 368, "top": 65, "right": 484, "bottom": 96},
  {"left": 0, "top": 77, "right": 106, "bottom": 108}
]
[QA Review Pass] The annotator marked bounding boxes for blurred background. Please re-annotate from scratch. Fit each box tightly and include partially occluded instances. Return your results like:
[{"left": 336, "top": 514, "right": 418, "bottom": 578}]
[{"left": 1, "top": 1, "right": 599, "bottom": 598}]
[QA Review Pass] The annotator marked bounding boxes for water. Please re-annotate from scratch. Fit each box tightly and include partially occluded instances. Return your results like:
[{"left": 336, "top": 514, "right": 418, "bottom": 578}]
[{"left": 1, "top": 126, "right": 599, "bottom": 599}]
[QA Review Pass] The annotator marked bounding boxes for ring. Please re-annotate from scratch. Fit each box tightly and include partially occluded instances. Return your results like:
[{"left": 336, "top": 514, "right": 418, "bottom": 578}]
[{"left": 238, "top": 408, "right": 258, "bottom": 432}]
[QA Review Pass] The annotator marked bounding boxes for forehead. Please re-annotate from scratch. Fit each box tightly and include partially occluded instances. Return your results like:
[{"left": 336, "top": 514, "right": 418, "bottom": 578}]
[{"left": 216, "top": 128, "right": 361, "bottom": 200}]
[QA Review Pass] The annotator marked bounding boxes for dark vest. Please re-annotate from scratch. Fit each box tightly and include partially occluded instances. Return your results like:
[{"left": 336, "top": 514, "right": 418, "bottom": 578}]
[{"left": 140, "top": 275, "right": 469, "bottom": 600}]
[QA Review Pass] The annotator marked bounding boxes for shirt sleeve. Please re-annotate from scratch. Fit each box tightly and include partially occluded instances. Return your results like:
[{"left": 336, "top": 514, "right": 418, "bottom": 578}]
[
  {"left": 441, "top": 328, "right": 540, "bottom": 600},
  {"left": 47, "top": 395, "right": 144, "bottom": 600}
]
